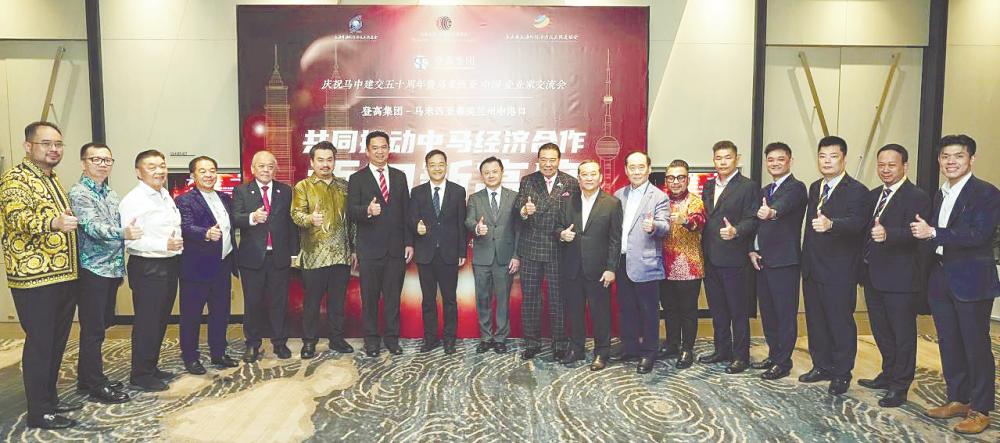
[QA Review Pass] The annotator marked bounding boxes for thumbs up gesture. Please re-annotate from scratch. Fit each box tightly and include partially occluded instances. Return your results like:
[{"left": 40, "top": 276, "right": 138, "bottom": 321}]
[
  {"left": 812, "top": 209, "right": 832, "bottom": 233},
  {"left": 642, "top": 212, "right": 655, "bottom": 233},
  {"left": 253, "top": 205, "right": 268, "bottom": 224},
  {"left": 720, "top": 216, "right": 737, "bottom": 240},
  {"left": 475, "top": 216, "right": 488, "bottom": 236},
  {"left": 909, "top": 213, "right": 934, "bottom": 239},
  {"left": 521, "top": 195, "right": 536, "bottom": 217},
  {"left": 310, "top": 206, "right": 324, "bottom": 227},
  {"left": 757, "top": 197, "right": 775, "bottom": 220},
  {"left": 416, "top": 219, "right": 427, "bottom": 236},
  {"left": 167, "top": 229, "right": 184, "bottom": 251},
  {"left": 52, "top": 208, "right": 78, "bottom": 232},
  {"left": 560, "top": 223, "right": 576, "bottom": 242},
  {"left": 367, "top": 196, "right": 382, "bottom": 217},
  {"left": 871, "top": 216, "right": 887, "bottom": 243},
  {"left": 205, "top": 223, "right": 222, "bottom": 241},
  {"left": 123, "top": 217, "right": 143, "bottom": 240}
]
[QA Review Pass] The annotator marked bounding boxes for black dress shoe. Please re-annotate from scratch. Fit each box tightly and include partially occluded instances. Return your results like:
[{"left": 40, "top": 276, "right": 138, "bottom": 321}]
[
  {"left": 105, "top": 380, "right": 125, "bottom": 390},
  {"left": 494, "top": 342, "right": 509, "bottom": 354},
  {"left": 560, "top": 350, "right": 584, "bottom": 365},
  {"left": 274, "top": 344, "right": 292, "bottom": 359},
  {"left": 242, "top": 346, "right": 261, "bottom": 363},
  {"left": 657, "top": 343, "right": 680, "bottom": 359},
  {"left": 185, "top": 360, "right": 207, "bottom": 375},
  {"left": 725, "top": 359, "right": 749, "bottom": 374},
  {"left": 419, "top": 340, "right": 440, "bottom": 353},
  {"left": 476, "top": 341, "right": 493, "bottom": 354},
  {"left": 153, "top": 369, "right": 175, "bottom": 381},
  {"left": 54, "top": 400, "right": 83, "bottom": 413},
  {"left": 87, "top": 384, "right": 130, "bottom": 404},
  {"left": 590, "top": 355, "right": 608, "bottom": 371},
  {"left": 828, "top": 378, "right": 850, "bottom": 395},
  {"left": 608, "top": 352, "right": 641, "bottom": 363},
  {"left": 751, "top": 358, "right": 774, "bottom": 370},
  {"left": 548, "top": 349, "right": 567, "bottom": 362},
  {"left": 798, "top": 368, "right": 832, "bottom": 383},
  {"left": 878, "top": 389, "right": 908, "bottom": 408},
  {"left": 211, "top": 355, "right": 239, "bottom": 368},
  {"left": 676, "top": 350, "right": 694, "bottom": 369},
  {"left": 443, "top": 341, "right": 457, "bottom": 355},
  {"left": 761, "top": 365, "right": 791, "bottom": 380},
  {"left": 697, "top": 352, "right": 731, "bottom": 364},
  {"left": 364, "top": 348, "right": 380, "bottom": 357},
  {"left": 637, "top": 357, "right": 654, "bottom": 374},
  {"left": 858, "top": 377, "right": 889, "bottom": 390},
  {"left": 387, "top": 344, "right": 404, "bottom": 355},
  {"left": 329, "top": 338, "right": 355, "bottom": 354},
  {"left": 521, "top": 347, "right": 541, "bottom": 359},
  {"left": 301, "top": 342, "right": 317, "bottom": 359},
  {"left": 27, "top": 414, "right": 77, "bottom": 429},
  {"left": 129, "top": 377, "right": 169, "bottom": 392}
]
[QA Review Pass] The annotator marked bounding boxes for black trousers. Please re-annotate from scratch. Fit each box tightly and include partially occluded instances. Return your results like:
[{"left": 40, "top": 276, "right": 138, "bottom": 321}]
[
  {"left": 178, "top": 255, "right": 232, "bottom": 363},
  {"left": 757, "top": 265, "right": 800, "bottom": 371},
  {"left": 863, "top": 274, "right": 917, "bottom": 391},
  {"left": 11, "top": 281, "right": 76, "bottom": 422},
  {"left": 703, "top": 263, "right": 751, "bottom": 361},
  {"left": 564, "top": 271, "right": 611, "bottom": 357},
  {"left": 77, "top": 269, "right": 122, "bottom": 390},
  {"left": 417, "top": 249, "right": 460, "bottom": 342},
  {"left": 659, "top": 279, "right": 701, "bottom": 351},
  {"left": 802, "top": 278, "right": 857, "bottom": 380},
  {"left": 301, "top": 264, "right": 351, "bottom": 343},
  {"left": 127, "top": 255, "right": 179, "bottom": 382},
  {"left": 240, "top": 253, "right": 290, "bottom": 348},
  {"left": 359, "top": 255, "right": 405, "bottom": 350}
]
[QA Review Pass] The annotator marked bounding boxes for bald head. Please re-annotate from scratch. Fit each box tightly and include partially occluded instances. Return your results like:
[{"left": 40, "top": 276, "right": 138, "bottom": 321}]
[{"left": 251, "top": 150, "right": 278, "bottom": 184}]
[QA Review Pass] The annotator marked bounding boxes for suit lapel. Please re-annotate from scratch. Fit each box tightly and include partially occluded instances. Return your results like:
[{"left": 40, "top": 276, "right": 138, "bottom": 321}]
[
  {"left": 947, "top": 178, "right": 973, "bottom": 228},
  {"left": 583, "top": 192, "right": 604, "bottom": 233},
  {"left": 193, "top": 190, "right": 218, "bottom": 225},
  {"left": 703, "top": 180, "right": 716, "bottom": 213},
  {"left": 628, "top": 187, "right": 652, "bottom": 233},
  {"left": 712, "top": 175, "right": 739, "bottom": 215}
]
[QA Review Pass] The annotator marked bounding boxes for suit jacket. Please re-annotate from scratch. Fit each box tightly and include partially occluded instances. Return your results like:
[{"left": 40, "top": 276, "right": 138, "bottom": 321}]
[
  {"left": 231, "top": 180, "right": 298, "bottom": 270},
  {"left": 408, "top": 180, "right": 467, "bottom": 265},
  {"left": 614, "top": 183, "right": 670, "bottom": 282},
  {"left": 701, "top": 172, "right": 760, "bottom": 267},
  {"left": 864, "top": 180, "right": 932, "bottom": 293},
  {"left": 557, "top": 190, "right": 623, "bottom": 281},
  {"left": 465, "top": 187, "right": 519, "bottom": 266},
  {"left": 175, "top": 189, "right": 238, "bottom": 282},
  {"left": 347, "top": 165, "right": 412, "bottom": 260},
  {"left": 925, "top": 175, "right": 1000, "bottom": 302},
  {"left": 755, "top": 174, "right": 808, "bottom": 268},
  {"left": 513, "top": 171, "right": 580, "bottom": 263},
  {"left": 801, "top": 173, "right": 871, "bottom": 285}
]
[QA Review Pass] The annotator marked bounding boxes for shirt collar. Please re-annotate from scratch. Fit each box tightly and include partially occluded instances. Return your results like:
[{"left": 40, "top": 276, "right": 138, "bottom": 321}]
[
  {"left": 941, "top": 172, "right": 973, "bottom": 197},
  {"left": 138, "top": 179, "right": 168, "bottom": 198},
  {"left": 256, "top": 179, "right": 272, "bottom": 190},
  {"left": 771, "top": 173, "right": 791, "bottom": 188},
  {"left": 884, "top": 177, "right": 907, "bottom": 194},
  {"left": 716, "top": 171, "right": 737, "bottom": 187},
  {"left": 307, "top": 173, "right": 334, "bottom": 184},
  {"left": 581, "top": 190, "right": 599, "bottom": 203},
  {"left": 20, "top": 156, "right": 53, "bottom": 178},
  {"left": 823, "top": 171, "right": 846, "bottom": 189},
  {"left": 629, "top": 181, "right": 649, "bottom": 195},
  {"left": 80, "top": 174, "right": 109, "bottom": 196},
  {"left": 369, "top": 163, "right": 389, "bottom": 176},
  {"left": 486, "top": 185, "right": 502, "bottom": 198}
]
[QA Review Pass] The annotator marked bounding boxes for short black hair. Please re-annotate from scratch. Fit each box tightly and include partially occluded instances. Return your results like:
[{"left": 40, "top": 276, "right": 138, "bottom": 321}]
[
  {"left": 818, "top": 135, "right": 848, "bottom": 156},
  {"left": 80, "top": 142, "right": 111, "bottom": 159},
  {"left": 764, "top": 142, "right": 792, "bottom": 157},
  {"left": 624, "top": 150, "right": 650, "bottom": 167},
  {"left": 938, "top": 134, "right": 977, "bottom": 156},
  {"left": 188, "top": 156, "right": 218, "bottom": 173},
  {"left": 24, "top": 121, "right": 62, "bottom": 140},
  {"left": 578, "top": 159, "right": 601, "bottom": 173},
  {"left": 366, "top": 130, "right": 390, "bottom": 148},
  {"left": 666, "top": 159, "right": 690, "bottom": 172},
  {"left": 712, "top": 140, "right": 738, "bottom": 154},
  {"left": 537, "top": 142, "right": 561, "bottom": 159},
  {"left": 134, "top": 149, "right": 165, "bottom": 168},
  {"left": 425, "top": 149, "right": 447, "bottom": 163},
  {"left": 309, "top": 141, "right": 337, "bottom": 160},
  {"left": 876, "top": 143, "right": 909, "bottom": 163},
  {"left": 479, "top": 156, "right": 504, "bottom": 172}
]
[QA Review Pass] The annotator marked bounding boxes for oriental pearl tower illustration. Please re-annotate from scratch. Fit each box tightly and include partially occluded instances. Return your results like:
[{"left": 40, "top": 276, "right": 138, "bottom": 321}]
[
  {"left": 324, "top": 44, "right": 350, "bottom": 160},
  {"left": 595, "top": 49, "right": 621, "bottom": 191}
]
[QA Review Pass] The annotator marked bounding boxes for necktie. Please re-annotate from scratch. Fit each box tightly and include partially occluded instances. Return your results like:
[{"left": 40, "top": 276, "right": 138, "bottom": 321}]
[
  {"left": 819, "top": 183, "right": 831, "bottom": 208},
  {"left": 862, "top": 188, "right": 891, "bottom": 263},
  {"left": 767, "top": 182, "right": 777, "bottom": 204},
  {"left": 378, "top": 168, "right": 390, "bottom": 203},
  {"left": 873, "top": 187, "right": 891, "bottom": 218},
  {"left": 490, "top": 191, "right": 499, "bottom": 219},
  {"left": 261, "top": 185, "right": 272, "bottom": 248},
  {"left": 546, "top": 177, "right": 554, "bottom": 194},
  {"left": 433, "top": 186, "right": 441, "bottom": 216}
]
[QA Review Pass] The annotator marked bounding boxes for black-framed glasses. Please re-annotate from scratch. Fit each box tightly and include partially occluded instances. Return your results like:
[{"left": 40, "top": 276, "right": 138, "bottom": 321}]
[
  {"left": 86, "top": 157, "right": 115, "bottom": 166},
  {"left": 665, "top": 175, "right": 688, "bottom": 183},
  {"left": 29, "top": 141, "right": 65, "bottom": 149}
]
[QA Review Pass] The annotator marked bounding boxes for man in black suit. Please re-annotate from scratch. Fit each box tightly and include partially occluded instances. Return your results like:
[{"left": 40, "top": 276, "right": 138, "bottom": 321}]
[
  {"left": 514, "top": 143, "right": 580, "bottom": 360},
  {"left": 857, "top": 144, "right": 931, "bottom": 408},
  {"left": 556, "top": 160, "right": 622, "bottom": 370},
  {"left": 799, "top": 135, "right": 872, "bottom": 396},
  {"left": 912, "top": 134, "right": 998, "bottom": 435},
  {"left": 233, "top": 150, "right": 299, "bottom": 362},
  {"left": 699, "top": 140, "right": 759, "bottom": 374},
  {"left": 347, "top": 131, "right": 413, "bottom": 357},
  {"left": 749, "top": 142, "right": 807, "bottom": 381},
  {"left": 409, "top": 149, "right": 467, "bottom": 354}
]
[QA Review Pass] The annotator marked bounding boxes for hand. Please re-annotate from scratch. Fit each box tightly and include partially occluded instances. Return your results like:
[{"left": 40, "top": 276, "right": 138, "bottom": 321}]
[
  {"left": 404, "top": 246, "right": 414, "bottom": 264},
  {"left": 475, "top": 216, "right": 488, "bottom": 236},
  {"left": 871, "top": 217, "right": 887, "bottom": 243},
  {"left": 757, "top": 197, "right": 775, "bottom": 220},
  {"left": 167, "top": 229, "right": 184, "bottom": 251},
  {"left": 52, "top": 208, "right": 78, "bottom": 232},
  {"left": 669, "top": 211, "right": 687, "bottom": 226},
  {"left": 521, "top": 196, "right": 536, "bottom": 217},
  {"left": 205, "top": 223, "right": 222, "bottom": 242},
  {"left": 642, "top": 212, "right": 654, "bottom": 233},
  {"left": 367, "top": 197, "right": 382, "bottom": 217},
  {"left": 416, "top": 219, "right": 427, "bottom": 236},
  {"left": 749, "top": 251, "right": 763, "bottom": 271},
  {"left": 508, "top": 258, "right": 520, "bottom": 274},
  {"left": 812, "top": 209, "right": 832, "bottom": 233},
  {"left": 560, "top": 223, "right": 576, "bottom": 242},
  {"left": 599, "top": 271, "right": 615, "bottom": 288},
  {"left": 123, "top": 217, "right": 143, "bottom": 240},
  {"left": 458, "top": 257, "right": 466, "bottom": 267},
  {"left": 253, "top": 205, "right": 268, "bottom": 224},
  {"left": 720, "top": 217, "right": 737, "bottom": 240},
  {"left": 310, "top": 206, "right": 324, "bottom": 227},
  {"left": 910, "top": 214, "right": 934, "bottom": 239}
]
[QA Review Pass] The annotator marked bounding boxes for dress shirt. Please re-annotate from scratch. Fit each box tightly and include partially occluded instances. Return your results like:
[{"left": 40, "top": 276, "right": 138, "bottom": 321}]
[
  {"left": 935, "top": 172, "right": 973, "bottom": 255},
  {"left": 119, "top": 180, "right": 182, "bottom": 258},
  {"left": 754, "top": 173, "right": 791, "bottom": 250},
  {"left": 714, "top": 172, "right": 736, "bottom": 203},
  {"left": 69, "top": 175, "right": 125, "bottom": 278},
  {"left": 872, "top": 178, "right": 906, "bottom": 218},
  {"left": 581, "top": 190, "right": 598, "bottom": 230},
  {"left": 369, "top": 163, "right": 390, "bottom": 191},
  {"left": 429, "top": 179, "right": 446, "bottom": 208},
  {"left": 291, "top": 174, "right": 356, "bottom": 269},
  {"left": 818, "top": 172, "right": 846, "bottom": 209},
  {"left": 622, "top": 181, "right": 650, "bottom": 253},
  {"left": 248, "top": 180, "right": 273, "bottom": 226},
  {"left": 199, "top": 189, "right": 233, "bottom": 259}
]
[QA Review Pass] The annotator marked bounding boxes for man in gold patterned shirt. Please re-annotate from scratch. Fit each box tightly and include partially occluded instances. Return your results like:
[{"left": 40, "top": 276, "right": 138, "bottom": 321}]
[{"left": 0, "top": 121, "right": 81, "bottom": 429}]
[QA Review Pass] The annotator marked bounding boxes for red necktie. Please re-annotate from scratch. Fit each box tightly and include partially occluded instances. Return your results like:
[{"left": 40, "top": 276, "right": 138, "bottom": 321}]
[
  {"left": 378, "top": 168, "right": 390, "bottom": 203},
  {"left": 261, "top": 185, "right": 272, "bottom": 248}
]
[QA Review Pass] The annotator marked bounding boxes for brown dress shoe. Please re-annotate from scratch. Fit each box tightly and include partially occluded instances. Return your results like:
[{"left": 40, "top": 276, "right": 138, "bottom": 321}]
[
  {"left": 925, "top": 401, "right": 971, "bottom": 419},
  {"left": 954, "top": 411, "right": 990, "bottom": 434}
]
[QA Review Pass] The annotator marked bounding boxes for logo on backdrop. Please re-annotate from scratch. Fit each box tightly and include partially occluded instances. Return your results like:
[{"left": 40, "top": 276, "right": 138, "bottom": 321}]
[
  {"left": 436, "top": 16, "right": 453, "bottom": 31},
  {"left": 533, "top": 14, "right": 551, "bottom": 29},
  {"left": 349, "top": 14, "right": 363, "bottom": 33}
]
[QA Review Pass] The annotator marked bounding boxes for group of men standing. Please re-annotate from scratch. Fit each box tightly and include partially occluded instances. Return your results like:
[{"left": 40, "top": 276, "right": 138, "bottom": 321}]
[{"left": 0, "top": 121, "right": 996, "bottom": 435}]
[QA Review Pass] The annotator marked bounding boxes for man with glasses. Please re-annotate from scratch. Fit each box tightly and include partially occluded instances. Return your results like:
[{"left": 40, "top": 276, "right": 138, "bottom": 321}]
[
  {"left": 0, "top": 122, "right": 81, "bottom": 429},
  {"left": 68, "top": 143, "right": 135, "bottom": 404}
]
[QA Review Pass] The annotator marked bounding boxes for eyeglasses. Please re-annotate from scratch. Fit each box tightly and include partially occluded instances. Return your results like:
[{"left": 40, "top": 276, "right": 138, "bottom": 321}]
[
  {"left": 29, "top": 141, "right": 65, "bottom": 149},
  {"left": 664, "top": 175, "right": 688, "bottom": 183},
  {"left": 86, "top": 157, "right": 115, "bottom": 166}
]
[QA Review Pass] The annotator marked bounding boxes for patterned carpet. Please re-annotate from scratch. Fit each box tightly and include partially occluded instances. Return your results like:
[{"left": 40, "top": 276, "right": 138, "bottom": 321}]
[{"left": 0, "top": 335, "right": 997, "bottom": 442}]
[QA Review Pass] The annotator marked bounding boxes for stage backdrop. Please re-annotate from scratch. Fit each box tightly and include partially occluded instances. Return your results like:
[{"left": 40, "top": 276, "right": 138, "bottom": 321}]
[{"left": 237, "top": 5, "right": 649, "bottom": 338}]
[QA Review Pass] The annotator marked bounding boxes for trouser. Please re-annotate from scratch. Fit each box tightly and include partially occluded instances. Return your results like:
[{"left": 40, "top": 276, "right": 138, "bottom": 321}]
[
  {"left": 802, "top": 278, "right": 857, "bottom": 380},
  {"left": 565, "top": 271, "right": 612, "bottom": 357},
  {"left": 660, "top": 279, "right": 701, "bottom": 352},
  {"left": 519, "top": 258, "right": 565, "bottom": 351},
  {"left": 704, "top": 263, "right": 750, "bottom": 361},
  {"left": 11, "top": 281, "right": 76, "bottom": 422},
  {"left": 127, "top": 255, "right": 179, "bottom": 382},
  {"left": 863, "top": 274, "right": 917, "bottom": 391},
  {"left": 756, "top": 265, "right": 800, "bottom": 371},
  {"left": 179, "top": 255, "right": 233, "bottom": 363},
  {"left": 302, "top": 264, "right": 351, "bottom": 343},
  {"left": 472, "top": 259, "right": 512, "bottom": 342},
  {"left": 240, "top": 252, "right": 290, "bottom": 348},
  {"left": 77, "top": 269, "right": 121, "bottom": 390},
  {"left": 417, "top": 250, "right": 459, "bottom": 342},
  {"left": 359, "top": 255, "right": 405, "bottom": 350},
  {"left": 617, "top": 256, "right": 660, "bottom": 359}
]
